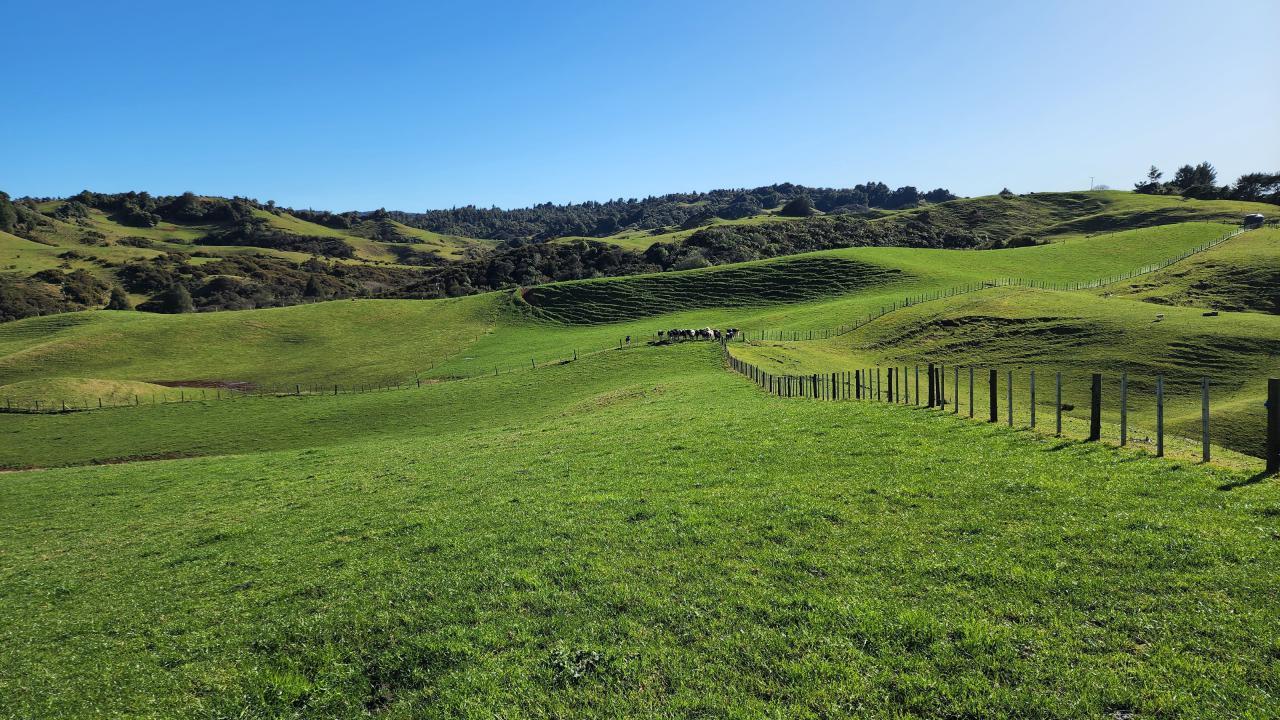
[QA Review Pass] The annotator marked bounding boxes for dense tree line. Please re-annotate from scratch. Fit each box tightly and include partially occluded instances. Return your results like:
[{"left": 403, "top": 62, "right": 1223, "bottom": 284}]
[
  {"left": 0, "top": 268, "right": 114, "bottom": 322},
  {"left": 1134, "top": 163, "right": 1280, "bottom": 204},
  {"left": 387, "top": 182, "right": 957, "bottom": 242},
  {"left": 0, "top": 191, "right": 49, "bottom": 237},
  {"left": 197, "top": 218, "right": 357, "bottom": 258}
]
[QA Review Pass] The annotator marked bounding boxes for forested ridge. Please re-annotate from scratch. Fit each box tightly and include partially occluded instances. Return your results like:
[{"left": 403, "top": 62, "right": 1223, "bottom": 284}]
[{"left": 383, "top": 182, "right": 957, "bottom": 241}]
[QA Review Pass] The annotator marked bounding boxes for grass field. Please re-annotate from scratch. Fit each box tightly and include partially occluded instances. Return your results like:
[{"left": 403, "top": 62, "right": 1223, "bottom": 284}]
[
  {"left": 0, "top": 377, "right": 179, "bottom": 407},
  {"left": 2, "top": 343, "right": 1279, "bottom": 717},
  {"left": 1104, "top": 227, "right": 1280, "bottom": 313},
  {"left": 874, "top": 190, "right": 1278, "bottom": 244}
]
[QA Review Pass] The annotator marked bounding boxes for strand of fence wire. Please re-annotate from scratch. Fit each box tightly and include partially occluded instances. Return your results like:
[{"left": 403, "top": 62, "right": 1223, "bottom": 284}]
[{"left": 722, "top": 342, "right": 1280, "bottom": 471}]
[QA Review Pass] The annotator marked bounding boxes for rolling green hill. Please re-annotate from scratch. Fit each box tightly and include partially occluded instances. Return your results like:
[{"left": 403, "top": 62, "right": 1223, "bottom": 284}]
[
  {"left": 874, "top": 190, "right": 1278, "bottom": 245},
  {"left": 5, "top": 190, "right": 1274, "bottom": 325},
  {"left": 2, "top": 195, "right": 1279, "bottom": 717},
  {"left": 2, "top": 342, "right": 1278, "bottom": 717},
  {"left": 1103, "top": 227, "right": 1280, "bottom": 313},
  {"left": 0, "top": 220, "right": 1241, "bottom": 388}
]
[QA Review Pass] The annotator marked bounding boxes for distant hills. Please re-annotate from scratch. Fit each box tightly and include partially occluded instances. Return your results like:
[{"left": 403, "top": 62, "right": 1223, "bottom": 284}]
[{"left": 1, "top": 182, "right": 1276, "bottom": 323}]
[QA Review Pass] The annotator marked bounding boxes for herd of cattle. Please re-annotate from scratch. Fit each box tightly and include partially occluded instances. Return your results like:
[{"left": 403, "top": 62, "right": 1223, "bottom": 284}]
[{"left": 659, "top": 328, "right": 740, "bottom": 342}]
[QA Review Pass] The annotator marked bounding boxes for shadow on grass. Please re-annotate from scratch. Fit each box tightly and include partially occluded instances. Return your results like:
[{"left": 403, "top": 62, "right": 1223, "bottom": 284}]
[{"left": 1218, "top": 471, "right": 1276, "bottom": 491}]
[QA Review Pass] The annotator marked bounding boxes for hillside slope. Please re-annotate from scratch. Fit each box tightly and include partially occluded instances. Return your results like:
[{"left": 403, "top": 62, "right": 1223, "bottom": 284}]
[
  {"left": 0, "top": 221, "right": 1240, "bottom": 387},
  {"left": 731, "top": 284, "right": 1280, "bottom": 457},
  {"left": 1103, "top": 227, "right": 1280, "bottom": 313}
]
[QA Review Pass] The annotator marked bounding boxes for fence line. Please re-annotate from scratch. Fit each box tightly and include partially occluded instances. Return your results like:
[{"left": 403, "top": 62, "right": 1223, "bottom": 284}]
[
  {"left": 723, "top": 223, "right": 1270, "bottom": 343},
  {"left": 0, "top": 335, "right": 654, "bottom": 415},
  {"left": 722, "top": 342, "right": 1280, "bottom": 470}
]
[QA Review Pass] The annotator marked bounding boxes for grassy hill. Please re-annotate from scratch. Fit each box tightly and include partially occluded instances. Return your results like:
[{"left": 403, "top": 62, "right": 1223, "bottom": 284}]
[
  {"left": 0, "top": 220, "right": 1240, "bottom": 388},
  {"left": 4, "top": 190, "right": 1274, "bottom": 325},
  {"left": 2, "top": 200, "right": 1279, "bottom": 716},
  {"left": 2, "top": 342, "right": 1278, "bottom": 717},
  {"left": 867, "top": 190, "right": 1278, "bottom": 245},
  {"left": 0, "top": 297, "right": 495, "bottom": 388},
  {"left": 1104, "top": 227, "right": 1280, "bottom": 313},
  {"left": 732, "top": 285, "right": 1280, "bottom": 456},
  {"left": 20, "top": 203, "right": 491, "bottom": 272}
]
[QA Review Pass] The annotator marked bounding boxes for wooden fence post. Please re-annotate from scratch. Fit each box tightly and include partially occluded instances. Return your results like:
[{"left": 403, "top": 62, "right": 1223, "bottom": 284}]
[
  {"left": 1006, "top": 370, "right": 1013, "bottom": 427},
  {"left": 1267, "top": 379, "right": 1279, "bottom": 474},
  {"left": 968, "top": 367, "right": 974, "bottom": 418},
  {"left": 954, "top": 366, "right": 959, "bottom": 414},
  {"left": 1156, "top": 375, "right": 1165, "bottom": 457},
  {"left": 939, "top": 364, "right": 946, "bottom": 410},
  {"left": 927, "top": 364, "right": 936, "bottom": 407},
  {"left": 1201, "top": 377, "right": 1210, "bottom": 463},
  {"left": 1088, "top": 374, "right": 1102, "bottom": 441},
  {"left": 915, "top": 365, "right": 920, "bottom": 406},
  {"left": 1055, "top": 372, "right": 1062, "bottom": 436},
  {"left": 1120, "top": 372, "right": 1128, "bottom": 446},
  {"left": 855, "top": 370, "right": 861, "bottom": 400},
  {"left": 989, "top": 369, "right": 998, "bottom": 423},
  {"left": 1030, "top": 370, "right": 1036, "bottom": 428}
]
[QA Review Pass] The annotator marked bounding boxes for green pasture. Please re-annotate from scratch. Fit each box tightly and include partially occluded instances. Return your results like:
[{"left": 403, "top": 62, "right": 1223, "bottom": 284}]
[
  {"left": 0, "top": 220, "right": 1253, "bottom": 389},
  {"left": 730, "top": 286, "right": 1280, "bottom": 459},
  {"left": 1, "top": 343, "right": 1277, "bottom": 717},
  {"left": 1104, "top": 227, "right": 1279, "bottom": 313}
]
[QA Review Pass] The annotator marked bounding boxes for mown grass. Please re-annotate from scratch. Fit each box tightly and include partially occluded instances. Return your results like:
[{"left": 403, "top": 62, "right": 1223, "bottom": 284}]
[{"left": 1, "top": 343, "right": 1277, "bottom": 717}]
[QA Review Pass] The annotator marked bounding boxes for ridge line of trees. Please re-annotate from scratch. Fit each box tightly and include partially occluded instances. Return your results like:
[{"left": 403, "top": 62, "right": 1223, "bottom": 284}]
[{"left": 1134, "top": 163, "right": 1279, "bottom": 204}]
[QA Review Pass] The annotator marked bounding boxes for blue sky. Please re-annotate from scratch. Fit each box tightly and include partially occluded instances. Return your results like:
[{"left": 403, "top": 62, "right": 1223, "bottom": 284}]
[{"left": 2, "top": 0, "right": 1276, "bottom": 210}]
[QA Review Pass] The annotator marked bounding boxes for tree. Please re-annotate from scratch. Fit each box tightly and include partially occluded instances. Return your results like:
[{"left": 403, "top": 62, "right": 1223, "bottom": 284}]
[
  {"left": 303, "top": 275, "right": 323, "bottom": 298},
  {"left": 1134, "top": 166, "right": 1163, "bottom": 194},
  {"left": 779, "top": 196, "right": 815, "bottom": 217},
  {"left": 0, "top": 192, "right": 18, "bottom": 233},
  {"left": 1171, "top": 162, "right": 1218, "bottom": 193},
  {"left": 1231, "top": 172, "right": 1280, "bottom": 204},
  {"left": 998, "top": 188, "right": 1015, "bottom": 197},
  {"left": 105, "top": 285, "right": 132, "bottom": 310},
  {"left": 887, "top": 186, "right": 920, "bottom": 209},
  {"left": 154, "top": 284, "right": 195, "bottom": 313}
]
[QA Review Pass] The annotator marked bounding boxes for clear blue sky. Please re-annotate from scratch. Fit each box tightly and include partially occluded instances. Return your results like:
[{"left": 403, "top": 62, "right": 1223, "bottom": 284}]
[{"left": 3, "top": 0, "right": 1277, "bottom": 211}]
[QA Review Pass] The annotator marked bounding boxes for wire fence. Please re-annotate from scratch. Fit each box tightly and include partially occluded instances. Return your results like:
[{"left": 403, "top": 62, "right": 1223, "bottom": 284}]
[
  {"left": 724, "top": 344, "right": 1280, "bottom": 472},
  {"left": 0, "top": 336, "right": 650, "bottom": 414}
]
